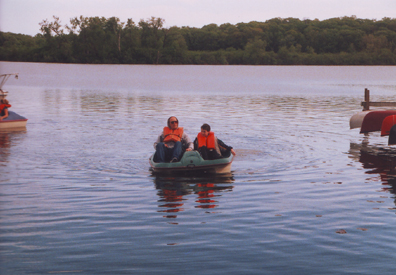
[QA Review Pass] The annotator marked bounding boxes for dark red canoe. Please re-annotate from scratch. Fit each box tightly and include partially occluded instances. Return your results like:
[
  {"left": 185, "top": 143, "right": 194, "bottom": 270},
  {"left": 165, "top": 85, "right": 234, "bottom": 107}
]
[{"left": 360, "top": 110, "right": 396, "bottom": 134}]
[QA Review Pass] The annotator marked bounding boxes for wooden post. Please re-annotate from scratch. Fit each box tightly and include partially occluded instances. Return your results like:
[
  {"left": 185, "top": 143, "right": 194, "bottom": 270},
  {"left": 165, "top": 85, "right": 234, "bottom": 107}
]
[
  {"left": 363, "top": 88, "right": 370, "bottom": 111},
  {"left": 361, "top": 88, "right": 396, "bottom": 110}
]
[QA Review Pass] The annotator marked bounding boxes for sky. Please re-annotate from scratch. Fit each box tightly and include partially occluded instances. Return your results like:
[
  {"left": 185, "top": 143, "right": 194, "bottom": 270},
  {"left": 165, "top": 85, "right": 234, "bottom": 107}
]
[{"left": 1, "top": 0, "right": 395, "bottom": 36}]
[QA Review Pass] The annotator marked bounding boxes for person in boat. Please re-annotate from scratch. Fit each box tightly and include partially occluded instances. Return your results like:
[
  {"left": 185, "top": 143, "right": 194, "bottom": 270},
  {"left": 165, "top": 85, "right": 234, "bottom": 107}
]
[
  {"left": 154, "top": 116, "right": 194, "bottom": 163},
  {"left": 0, "top": 98, "right": 11, "bottom": 121},
  {"left": 194, "top": 123, "right": 236, "bottom": 160}
]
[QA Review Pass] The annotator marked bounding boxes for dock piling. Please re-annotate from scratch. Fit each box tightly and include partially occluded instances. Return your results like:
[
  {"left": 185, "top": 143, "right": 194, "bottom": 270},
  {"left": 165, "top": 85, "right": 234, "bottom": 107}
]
[{"left": 361, "top": 89, "right": 396, "bottom": 111}]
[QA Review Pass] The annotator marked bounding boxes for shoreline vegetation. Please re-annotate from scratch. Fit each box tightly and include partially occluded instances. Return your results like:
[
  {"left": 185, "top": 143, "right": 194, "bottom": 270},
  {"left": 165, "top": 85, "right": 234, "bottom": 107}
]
[{"left": 1, "top": 16, "right": 396, "bottom": 65}]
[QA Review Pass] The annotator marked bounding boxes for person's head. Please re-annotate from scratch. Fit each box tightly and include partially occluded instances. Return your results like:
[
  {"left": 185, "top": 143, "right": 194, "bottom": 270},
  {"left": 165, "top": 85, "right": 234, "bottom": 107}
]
[
  {"left": 1, "top": 99, "right": 9, "bottom": 105},
  {"left": 167, "top": 116, "right": 179, "bottom": 130},
  {"left": 200, "top": 123, "right": 211, "bottom": 137}
]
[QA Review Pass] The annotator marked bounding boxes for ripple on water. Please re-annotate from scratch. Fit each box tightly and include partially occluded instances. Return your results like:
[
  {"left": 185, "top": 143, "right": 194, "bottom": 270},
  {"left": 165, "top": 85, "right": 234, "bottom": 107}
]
[{"left": 1, "top": 64, "right": 396, "bottom": 274}]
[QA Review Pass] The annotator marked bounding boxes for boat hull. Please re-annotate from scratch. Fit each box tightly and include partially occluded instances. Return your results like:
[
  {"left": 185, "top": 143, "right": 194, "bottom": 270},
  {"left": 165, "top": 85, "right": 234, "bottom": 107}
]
[
  {"left": 0, "top": 120, "right": 27, "bottom": 129},
  {"left": 349, "top": 111, "right": 371, "bottom": 129},
  {"left": 149, "top": 150, "right": 234, "bottom": 175},
  {"left": 389, "top": 124, "right": 396, "bottom": 145},
  {"left": 360, "top": 110, "right": 396, "bottom": 133},
  {"left": 381, "top": 115, "right": 396, "bottom": 136},
  {"left": 0, "top": 111, "right": 27, "bottom": 129}
]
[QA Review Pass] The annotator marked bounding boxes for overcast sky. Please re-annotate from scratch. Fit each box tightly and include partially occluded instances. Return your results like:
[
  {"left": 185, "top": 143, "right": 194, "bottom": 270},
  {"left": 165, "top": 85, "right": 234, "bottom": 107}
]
[{"left": 1, "top": 0, "right": 395, "bottom": 36}]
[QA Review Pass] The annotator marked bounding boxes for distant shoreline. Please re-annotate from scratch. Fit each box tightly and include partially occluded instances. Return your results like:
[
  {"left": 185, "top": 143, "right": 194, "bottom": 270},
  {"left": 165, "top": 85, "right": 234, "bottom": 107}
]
[
  {"left": 1, "top": 61, "right": 395, "bottom": 66},
  {"left": 1, "top": 16, "right": 396, "bottom": 65}
]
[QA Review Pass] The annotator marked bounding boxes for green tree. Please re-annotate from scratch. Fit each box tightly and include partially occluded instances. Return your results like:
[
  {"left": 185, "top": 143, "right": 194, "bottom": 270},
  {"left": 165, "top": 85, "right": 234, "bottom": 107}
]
[
  {"left": 138, "top": 17, "right": 165, "bottom": 63},
  {"left": 38, "top": 16, "right": 73, "bottom": 62},
  {"left": 161, "top": 27, "right": 188, "bottom": 64},
  {"left": 121, "top": 18, "right": 141, "bottom": 63},
  {"left": 243, "top": 38, "right": 268, "bottom": 64}
]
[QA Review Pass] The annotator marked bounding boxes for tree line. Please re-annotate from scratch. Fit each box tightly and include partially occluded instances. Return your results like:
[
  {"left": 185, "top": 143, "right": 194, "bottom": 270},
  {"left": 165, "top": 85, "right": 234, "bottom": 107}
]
[{"left": 1, "top": 15, "right": 396, "bottom": 65}]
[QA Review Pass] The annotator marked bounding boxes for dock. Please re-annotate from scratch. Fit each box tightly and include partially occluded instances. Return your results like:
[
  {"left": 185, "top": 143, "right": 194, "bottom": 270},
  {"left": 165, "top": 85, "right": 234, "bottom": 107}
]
[{"left": 361, "top": 88, "right": 396, "bottom": 111}]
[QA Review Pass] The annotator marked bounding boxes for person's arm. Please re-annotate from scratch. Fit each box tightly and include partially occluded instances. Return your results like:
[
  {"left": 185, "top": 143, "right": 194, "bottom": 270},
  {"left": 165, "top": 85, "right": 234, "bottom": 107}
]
[
  {"left": 217, "top": 138, "right": 236, "bottom": 156},
  {"left": 0, "top": 108, "right": 8, "bottom": 120},
  {"left": 153, "top": 133, "right": 164, "bottom": 149},
  {"left": 182, "top": 133, "right": 194, "bottom": 151}
]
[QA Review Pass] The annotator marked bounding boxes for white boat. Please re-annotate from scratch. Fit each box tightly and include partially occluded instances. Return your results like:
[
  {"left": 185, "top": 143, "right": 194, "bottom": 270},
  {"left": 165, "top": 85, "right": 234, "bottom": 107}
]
[
  {"left": 0, "top": 73, "right": 28, "bottom": 129},
  {"left": 349, "top": 111, "right": 371, "bottom": 129},
  {"left": 0, "top": 111, "right": 28, "bottom": 129}
]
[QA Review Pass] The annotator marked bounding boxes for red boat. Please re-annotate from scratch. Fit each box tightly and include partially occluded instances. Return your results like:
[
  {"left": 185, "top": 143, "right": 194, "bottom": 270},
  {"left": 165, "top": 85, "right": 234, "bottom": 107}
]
[
  {"left": 360, "top": 110, "right": 396, "bottom": 134},
  {"left": 381, "top": 115, "right": 396, "bottom": 136}
]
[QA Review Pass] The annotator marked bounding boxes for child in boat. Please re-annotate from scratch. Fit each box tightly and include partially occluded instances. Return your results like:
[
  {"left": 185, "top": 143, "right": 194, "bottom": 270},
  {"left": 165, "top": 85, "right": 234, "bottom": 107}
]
[
  {"left": 194, "top": 123, "right": 236, "bottom": 160},
  {"left": 0, "top": 98, "right": 11, "bottom": 120}
]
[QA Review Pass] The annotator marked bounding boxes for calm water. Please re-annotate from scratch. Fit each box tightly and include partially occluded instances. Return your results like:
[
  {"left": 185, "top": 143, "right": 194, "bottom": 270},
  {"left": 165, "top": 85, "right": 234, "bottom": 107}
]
[{"left": 1, "top": 62, "right": 396, "bottom": 274}]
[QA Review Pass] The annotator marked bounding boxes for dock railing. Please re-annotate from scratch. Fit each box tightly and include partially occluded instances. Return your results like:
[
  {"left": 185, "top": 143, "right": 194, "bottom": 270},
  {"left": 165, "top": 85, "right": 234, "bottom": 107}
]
[{"left": 361, "top": 88, "right": 396, "bottom": 111}]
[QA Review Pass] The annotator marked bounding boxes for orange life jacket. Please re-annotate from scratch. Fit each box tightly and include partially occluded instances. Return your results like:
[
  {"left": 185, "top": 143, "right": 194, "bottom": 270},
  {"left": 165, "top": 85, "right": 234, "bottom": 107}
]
[
  {"left": 0, "top": 104, "right": 11, "bottom": 114},
  {"left": 163, "top": 127, "right": 184, "bottom": 142},
  {"left": 197, "top": 132, "right": 216, "bottom": 149}
]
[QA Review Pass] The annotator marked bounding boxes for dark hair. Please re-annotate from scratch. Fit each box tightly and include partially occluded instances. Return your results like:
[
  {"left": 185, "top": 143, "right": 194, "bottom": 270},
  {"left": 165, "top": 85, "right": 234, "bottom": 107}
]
[
  {"left": 167, "top": 116, "right": 178, "bottom": 128},
  {"left": 201, "top": 123, "right": 211, "bottom": 132}
]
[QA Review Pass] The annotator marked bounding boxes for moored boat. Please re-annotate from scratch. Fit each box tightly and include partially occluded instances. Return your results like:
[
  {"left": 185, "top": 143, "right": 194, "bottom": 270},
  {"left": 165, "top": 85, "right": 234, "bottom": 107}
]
[
  {"left": 149, "top": 150, "right": 234, "bottom": 174},
  {"left": 381, "top": 115, "right": 396, "bottom": 136},
  {"left": 0, "top": 73, "right": 28, "bottom": 129},
  {"left": 0, "top": 111, "right": 28, "bottom": 129},
  {"left": 349, "top": 111, "right": 371, "bottom": 129},
  {"left": 350, "top": 89, "right": 396, "bottom": 146},
  {"left": 360, "top": 110, "right": 396, "bottom": 133},
  {"left": 389, "top": 124, "right": 396, "bottom": 145}
]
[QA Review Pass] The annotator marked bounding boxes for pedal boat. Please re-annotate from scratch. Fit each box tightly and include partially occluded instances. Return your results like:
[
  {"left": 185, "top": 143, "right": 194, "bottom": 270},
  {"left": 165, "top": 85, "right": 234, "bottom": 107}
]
[{"left": 149, "top": 150, "right": 234, "bottom": 174}]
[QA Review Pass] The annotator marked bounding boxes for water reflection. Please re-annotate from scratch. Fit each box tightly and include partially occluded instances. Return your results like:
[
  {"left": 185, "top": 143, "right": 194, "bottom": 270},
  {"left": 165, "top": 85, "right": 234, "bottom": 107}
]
[
  {"left": 153, "top": 174, "right": 234, "bottom": 219},
  {"left": 80, "top": 93, "right": 121, "bottom": 113},
  {"left": 349, "top": 140, "right": 396, "bottom": 204},
  {"left": 195, "top": 183, "right": 221, "bottom": 209},
  {"left": 0, "top": 129, "right": 26, "bottom": 165}
]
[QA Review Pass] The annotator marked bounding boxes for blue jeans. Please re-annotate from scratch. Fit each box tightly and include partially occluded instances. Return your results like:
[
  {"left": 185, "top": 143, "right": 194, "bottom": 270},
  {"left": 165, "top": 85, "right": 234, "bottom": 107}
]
[{"left": 155, "top": 142, "right": 183, "bottom": 162}]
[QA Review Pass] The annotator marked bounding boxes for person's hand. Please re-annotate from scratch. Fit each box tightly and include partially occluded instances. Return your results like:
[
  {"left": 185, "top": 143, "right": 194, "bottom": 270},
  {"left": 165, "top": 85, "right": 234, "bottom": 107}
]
[
  {"left": 231, "top": 149, "right": 236, "bottom": 156},
  {"left": 185, "top": 148, "right": 192, "bottom": 151}
]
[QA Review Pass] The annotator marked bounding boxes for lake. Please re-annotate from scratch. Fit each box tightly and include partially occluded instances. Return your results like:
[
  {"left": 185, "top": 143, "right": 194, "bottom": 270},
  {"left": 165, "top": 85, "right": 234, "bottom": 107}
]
[{"left": 1, "top": 62, "right": 396, "bottom": 274}]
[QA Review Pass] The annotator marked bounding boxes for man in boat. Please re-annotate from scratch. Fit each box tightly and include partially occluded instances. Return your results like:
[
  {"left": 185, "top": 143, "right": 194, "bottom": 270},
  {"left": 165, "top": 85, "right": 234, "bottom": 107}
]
[
  {"left": 194, "top": 123, "right": 236, "bottom": 160},
  {"left": 154, "top": 116, "right": 194, "bottom": 163},
  {"left": 0, "top": 99, "right": 11, "bottom": 120}
]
